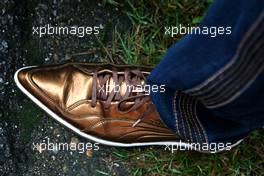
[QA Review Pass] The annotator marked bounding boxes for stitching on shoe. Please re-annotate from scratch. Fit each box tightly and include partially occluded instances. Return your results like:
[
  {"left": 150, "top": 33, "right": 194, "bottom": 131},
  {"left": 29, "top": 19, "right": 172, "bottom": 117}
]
[
  {"left": 28, "top": 69, "right": 60, "bottom": 108},
  {"left": 61, "top": 65, "right": 72, "bottom": 109}
]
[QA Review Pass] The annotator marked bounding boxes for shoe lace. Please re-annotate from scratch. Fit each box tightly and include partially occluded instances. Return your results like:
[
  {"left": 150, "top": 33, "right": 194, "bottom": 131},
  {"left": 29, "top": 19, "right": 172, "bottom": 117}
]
[{"left": 91, "top": 68, "right": 155, "bottom": 127}]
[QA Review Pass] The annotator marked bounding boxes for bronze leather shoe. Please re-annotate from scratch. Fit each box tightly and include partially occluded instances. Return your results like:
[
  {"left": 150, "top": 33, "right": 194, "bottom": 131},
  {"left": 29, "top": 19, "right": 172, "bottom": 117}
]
[{"left": 14, "top": 63, "right": 180, "bottom": 146}]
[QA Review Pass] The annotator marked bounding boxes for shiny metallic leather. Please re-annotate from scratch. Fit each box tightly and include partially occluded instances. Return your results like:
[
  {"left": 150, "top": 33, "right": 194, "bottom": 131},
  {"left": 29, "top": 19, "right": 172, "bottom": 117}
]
[{"left": 17, "top": 63, "right": 178, "bottom": 143}]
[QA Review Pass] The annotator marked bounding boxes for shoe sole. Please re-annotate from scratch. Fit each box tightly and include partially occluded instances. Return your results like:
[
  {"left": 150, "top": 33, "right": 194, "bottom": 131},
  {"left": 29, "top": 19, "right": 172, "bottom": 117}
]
[{"left": 14, "top": 66, "right": 243, "bottom": 153}]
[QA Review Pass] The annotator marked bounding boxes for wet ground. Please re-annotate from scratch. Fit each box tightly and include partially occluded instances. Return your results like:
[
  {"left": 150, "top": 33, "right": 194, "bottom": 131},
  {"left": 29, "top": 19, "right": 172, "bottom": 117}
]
[{"left": 0, "top": 0, "right": 131, "bottom": 175}]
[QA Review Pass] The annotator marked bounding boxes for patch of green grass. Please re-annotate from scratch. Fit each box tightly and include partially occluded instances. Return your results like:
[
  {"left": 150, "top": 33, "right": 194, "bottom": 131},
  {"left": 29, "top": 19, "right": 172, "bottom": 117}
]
[
  {"left": 101, "top": 0, "right": 211, "bottom": 65},
  {"left": 110, "top": 130, "right": 264, "bottom": 175},
  {"left": 100, "top": 0, "right": 264, "bottom": 175}
]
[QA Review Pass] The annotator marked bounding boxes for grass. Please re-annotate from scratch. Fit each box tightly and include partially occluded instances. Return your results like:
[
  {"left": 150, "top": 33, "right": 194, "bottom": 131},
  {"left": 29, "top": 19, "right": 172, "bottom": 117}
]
[
  {"left": 100, "top": 0, "right": 211, "bottom": 65},
  {"left": 109, "top": 130, "right": 264, "bottom": 175},
  {"left": 96, "top": 0, "right": 264, "bottom": 175}
]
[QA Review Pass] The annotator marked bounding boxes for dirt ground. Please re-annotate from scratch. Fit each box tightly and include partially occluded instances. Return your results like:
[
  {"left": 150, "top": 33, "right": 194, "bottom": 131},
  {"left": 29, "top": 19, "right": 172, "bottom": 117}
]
[{"left": 0, "top": 0, "right": 131, "bottom": 175}]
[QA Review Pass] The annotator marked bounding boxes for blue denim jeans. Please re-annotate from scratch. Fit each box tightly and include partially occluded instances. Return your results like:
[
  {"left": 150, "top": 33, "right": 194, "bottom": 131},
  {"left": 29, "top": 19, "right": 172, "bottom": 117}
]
[{"left": 147, "top": 0, "right": 264, "bottom": 144}]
